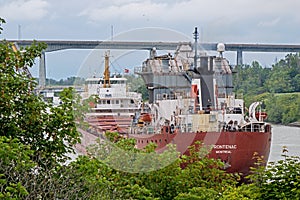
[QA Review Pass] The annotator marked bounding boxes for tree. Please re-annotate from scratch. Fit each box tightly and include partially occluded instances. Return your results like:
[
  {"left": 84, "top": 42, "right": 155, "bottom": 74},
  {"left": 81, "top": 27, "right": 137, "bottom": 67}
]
[
  {"left": 0, "top": 18, "right": 87, "bottom": 198},
  {"left": 125, "top": 74, "right": 149, "bottom": 100},
  {"left": 233, "top": 55, "right": 300, "bottom": 124},
  {"left": 241, "top": 147, "right": 300, "bottom": 199},
  {"left": 86, "top": 136, "right": 239, "bottom": 200},
  {"left": 264, "top": 93, "right": 300, "bottom": 124},
  {"left": 233, "top": 62, "right": 270, "bottom": 97},
  {"left": 0, "top": 38, "right": 81, "bottom": 166},
  {"left": 266, "top": 66, "right": 293, "bottom": 93},
  {"left": 0, "top": 137, "right": 34, "bottom": 199}
]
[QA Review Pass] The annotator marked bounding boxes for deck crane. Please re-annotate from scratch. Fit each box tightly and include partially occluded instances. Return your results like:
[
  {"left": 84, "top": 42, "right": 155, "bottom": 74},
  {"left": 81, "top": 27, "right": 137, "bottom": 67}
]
[{"left": 103, "top": 51, "right": 111, "bottom": 88}]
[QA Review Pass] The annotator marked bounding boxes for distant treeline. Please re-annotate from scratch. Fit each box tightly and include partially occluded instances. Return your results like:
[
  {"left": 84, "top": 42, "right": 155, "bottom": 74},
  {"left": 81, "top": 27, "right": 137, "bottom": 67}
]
[
  {"left": 233, "top": 53, "right": 300, "bottom": 125},
  {"left": 233, "top": 53, "right": 300, "bottom": 95},
  {"left": 44, "top": 76, "right": 86, "bottom": 86}
]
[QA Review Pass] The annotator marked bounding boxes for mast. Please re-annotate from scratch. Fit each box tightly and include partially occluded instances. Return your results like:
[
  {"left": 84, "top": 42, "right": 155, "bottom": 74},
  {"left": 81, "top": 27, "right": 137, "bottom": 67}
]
[
  {"left": 193, "top": 27, "right": 199, "bottom": 69},
  {"left": 103, "top": 51, "right": 110, "bottom": 88}
]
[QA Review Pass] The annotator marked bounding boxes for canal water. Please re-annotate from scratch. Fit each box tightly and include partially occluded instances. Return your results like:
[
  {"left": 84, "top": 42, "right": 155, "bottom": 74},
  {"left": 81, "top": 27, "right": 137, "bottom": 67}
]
[{"left": 268, "top": 124, "right": 300, "bottom": 162}]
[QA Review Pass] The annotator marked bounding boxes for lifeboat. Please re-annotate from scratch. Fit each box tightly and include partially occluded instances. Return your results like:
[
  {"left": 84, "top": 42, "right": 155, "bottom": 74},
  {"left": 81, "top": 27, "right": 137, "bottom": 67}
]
[
  {"left": 140, "top": 113, "right": 152, "bottom": 122},
  {"left": 255, "top": 112, "right": 268, "bottom": 120},
  {"left": 137, "top": 113, "right": 152, "bottom": 127}
]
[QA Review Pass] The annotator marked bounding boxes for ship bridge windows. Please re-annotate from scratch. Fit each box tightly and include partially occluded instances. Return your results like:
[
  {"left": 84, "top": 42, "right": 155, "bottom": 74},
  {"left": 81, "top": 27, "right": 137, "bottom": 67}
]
[
  {"left": 85, "top": 80, "right": 100, "bottom": 85},
  {"left": 233, "top": 107, "right": 242, "bottom": 114},
  {"left": 97, "top": 99, "right": 121, "bottom": 105},
  {"left": 226, "top": 107, "right": 242, "bottom": 114},
  {"left": 110, "top": 80, "right": 126, "bottom": 85}
]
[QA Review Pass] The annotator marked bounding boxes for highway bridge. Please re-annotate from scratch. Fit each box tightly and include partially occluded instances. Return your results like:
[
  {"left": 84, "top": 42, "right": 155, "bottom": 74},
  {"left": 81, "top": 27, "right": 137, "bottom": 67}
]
[{"left": 8, "top": 40, "right": 300, "bottom": 86}]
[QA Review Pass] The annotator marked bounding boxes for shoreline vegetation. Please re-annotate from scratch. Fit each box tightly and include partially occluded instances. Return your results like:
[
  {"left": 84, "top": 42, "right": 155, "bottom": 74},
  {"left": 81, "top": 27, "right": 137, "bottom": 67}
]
[
  {"left": 232, "top": 54, "right": 300, "bottom": 125},
  {"left": 243, "top": 92, "right": 300, "bottom": 125},
  {"left": 288, "top": 121, "right": 300, "bottom": 127}
]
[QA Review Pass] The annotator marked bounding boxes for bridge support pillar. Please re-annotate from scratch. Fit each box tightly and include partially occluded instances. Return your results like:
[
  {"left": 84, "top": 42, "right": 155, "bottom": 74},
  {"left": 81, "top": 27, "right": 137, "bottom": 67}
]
[
  {"left": 39, "top": 51, "right": 46, "bottom": 87},
  {"left": 237, "top": 50, "right": 243, "bottom": 66}
]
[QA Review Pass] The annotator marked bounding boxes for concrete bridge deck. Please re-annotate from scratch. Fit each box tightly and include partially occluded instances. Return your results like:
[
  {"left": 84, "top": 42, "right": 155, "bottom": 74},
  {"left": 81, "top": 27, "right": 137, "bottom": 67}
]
[
  {"left": 8, "top": 40, "right": 300, "bottom": 53},
  {"left": 6, "top": 40, "right": 300, "bottom": 86}
]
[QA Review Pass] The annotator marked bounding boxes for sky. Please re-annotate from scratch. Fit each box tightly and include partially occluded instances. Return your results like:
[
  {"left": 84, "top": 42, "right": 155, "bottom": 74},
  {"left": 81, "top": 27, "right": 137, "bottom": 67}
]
[{"left": 1, "top": 0, "right": 300, "bottom": 79}]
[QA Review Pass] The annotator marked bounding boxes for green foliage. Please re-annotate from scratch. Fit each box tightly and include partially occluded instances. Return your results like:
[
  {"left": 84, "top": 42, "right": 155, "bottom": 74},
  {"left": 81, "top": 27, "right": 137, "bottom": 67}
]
[
  {"left": 268, "top": 53, "right": 300, "bottom": 92},
  {"left": 85, "top": 139, "right": 238, "bottom": 200},
  {"left": 233, "top": 61, "right": 271, "bottom": 96},
  {"left": 138, "top": 158, "right": 182, "bottom": 199},
  {"left": 265, "top": 93, "right": 300, "bottom": 124},
  {"left": 68, "top": 155, "right": 157, "bottom": 199},
  {"left": 244, "top": 92, "right": 300, "bottom": 124},
  {"left": 0, "top": 20, "right": 88, "bottom": 198},
  {"left": 220, "top": 184, "right": 260, "bottom": 200},
  {"left": 244, "top": 147, "right": 300, "bottom": 199},
  {"left": 0, "top": 137, "right": 33, "bottom": 199},
  {"left": 260, "top": 155, "right": 300, "bottom": 199},
  {"left": 233, "top": 53, "right": 300, "bottom": 96},
  {"left": 175, "top": 187, "right": 220, "bottom": 200},
  {"left": 0, "top": 38, "right": 82, "bottom": 164},
  {"left": 177, "top": 142, "right": 238, "bottom": 195},
  {"left": 125, "top": 74, "right": 149, "bottom": 100},
  {"left": 88, "top": 132, "right": 179, "bottom": 174},
  {"left": 233, "top": 54, "right": 300, "bottom": 124},
  {"left": 0, "top": 136, "right": 92, "bottom": 199},
  {"left": 45, "top": 76, "right": 86, "bottom": 86}
]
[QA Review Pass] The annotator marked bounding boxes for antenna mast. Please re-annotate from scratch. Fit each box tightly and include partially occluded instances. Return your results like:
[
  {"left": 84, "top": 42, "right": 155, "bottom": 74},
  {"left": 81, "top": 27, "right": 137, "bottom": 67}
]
[
  {"left": 193, "top": 27, "right": 199, "bottom": 69},
  {"left": 18, "top": 24, "right": 21, "bottom": 40}
]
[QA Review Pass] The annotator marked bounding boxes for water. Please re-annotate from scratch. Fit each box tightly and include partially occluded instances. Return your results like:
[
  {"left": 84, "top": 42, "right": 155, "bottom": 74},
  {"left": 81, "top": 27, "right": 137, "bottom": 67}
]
[{"left": 268, "top": 124, "right": 300, "bottom": 162}]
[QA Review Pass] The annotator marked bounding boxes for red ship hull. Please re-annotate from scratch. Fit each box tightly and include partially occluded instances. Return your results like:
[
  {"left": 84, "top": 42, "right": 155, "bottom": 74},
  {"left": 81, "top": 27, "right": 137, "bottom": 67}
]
[{"left": 129, "top": 128, "right": 272, "bottom": 176}]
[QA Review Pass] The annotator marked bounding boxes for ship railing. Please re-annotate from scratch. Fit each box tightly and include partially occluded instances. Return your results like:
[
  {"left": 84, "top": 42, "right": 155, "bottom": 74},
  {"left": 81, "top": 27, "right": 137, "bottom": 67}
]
[
  {"left": 97, "top": 92, "right": 140, "bottom": 99},
  {"left": 134, "top": 66, "right": 151, "bottom": 73},
  {"left": 127, "top": 92, "right": 142, "bottom": 99},
  {"left": 156, "top": 94, "right": 173, "bottom": 100},
  {"left": 134, "top": 67, "right": 142, "bottom": 73},
  {"left": 156, "top": 93, "right": 188, "bottom": 101},
  {"left": 134, "top": 66, "right": 187, "bottom": 74},
  {"left": 97, "top": 93, "right": 118, "bottom": 98}
]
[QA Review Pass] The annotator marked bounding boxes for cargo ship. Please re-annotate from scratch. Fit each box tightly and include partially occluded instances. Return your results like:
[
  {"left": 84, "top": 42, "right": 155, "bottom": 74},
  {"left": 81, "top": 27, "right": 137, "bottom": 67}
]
[
  {"left": 128, "top": 28, "right": 272, "bottom": 176},
  {"left": 82, "top": 51, "right": 142, "bottom": 134}
]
